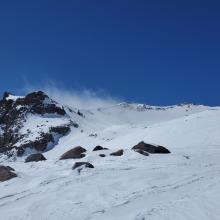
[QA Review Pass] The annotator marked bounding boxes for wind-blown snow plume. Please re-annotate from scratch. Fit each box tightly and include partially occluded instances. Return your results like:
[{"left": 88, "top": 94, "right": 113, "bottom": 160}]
[{"left": 23, "top": 83, "right": 120, "bottom": 109}]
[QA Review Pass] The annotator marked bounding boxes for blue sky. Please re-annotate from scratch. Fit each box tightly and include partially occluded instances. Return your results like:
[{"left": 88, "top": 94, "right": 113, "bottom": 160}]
[{"left": 0, "top": 0, "right": 220, "bottom": 105}]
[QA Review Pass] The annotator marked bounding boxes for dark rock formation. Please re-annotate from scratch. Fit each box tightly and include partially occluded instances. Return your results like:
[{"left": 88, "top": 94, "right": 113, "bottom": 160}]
[
  {"left": 93, "top": 145, "right": 104, "bottom": 151},
  {"left": 89, "top": 133, "right": 98, "bottom": 138},
  {"left": 60, "top": 146, "right": 87, "bottom": 160},
  {"left": 0, "top": 165, "right": 17, "bottom": 182},
  {"left": 110, "top": 149, "right": 124, "bottom": 156},
  {"left": 93, "top": 145, "right": 109, "bottom": 151},
  {"left": 18, "top": 133, "right": 54, "bottom": 156},
  {"left": 15, "top": 91, "right": 66, "bottom": 115},
  {"left": 50, "top": 126, "right": 70, "bottom": 135},
  {"left": 132, "top": 141, "right": 171, "bottom": 154},
  {"left": 77, "top": 110, "right": 84, "bottom": 117},
  {"left": 72, "top": 162, "right": 94, "bottom": 170},
  {"left": 99, "top": 154, "right": 106, "bottom": 157},
  {"left": 25, "top": 153, "right": 47, "bottom": 163},
  {"left": 0, "top": 91, "right": 74, "bottom": 157}
]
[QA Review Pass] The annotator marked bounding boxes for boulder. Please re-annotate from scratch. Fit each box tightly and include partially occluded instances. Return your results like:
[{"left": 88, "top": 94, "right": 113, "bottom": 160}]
[
  {"left": 132, "top": 141, "right": 171, "bottom": 154},
  {"left": 110, "top": 149, "right": 124, "bottom": 156},
  {"left": 99, "top": 154, "right": 106, "bottom": 157},
  {"left": 0, "top": 165, "right": 17, "bottom": 182},
  {"left": 60, "top": 146, "right": 86, "bottom": 160},
  {"left": 72, "top": 162, "right": 94, "bottom": 170},
  {"left": 25, "top": 153, "right": 47, "bottom": 163},
  {"left": 93, "top": 145, "right": 109, "bottom": 151}
]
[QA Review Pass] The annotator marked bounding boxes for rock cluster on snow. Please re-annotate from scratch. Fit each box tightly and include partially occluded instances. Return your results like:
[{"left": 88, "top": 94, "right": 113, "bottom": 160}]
[{"left": 0, "top": 141, "right": 171, "bottom": 182}]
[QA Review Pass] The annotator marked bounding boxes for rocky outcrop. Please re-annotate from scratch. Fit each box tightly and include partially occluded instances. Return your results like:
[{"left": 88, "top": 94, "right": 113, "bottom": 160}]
[
  {"left": 25, "top": 153, "right": 47, "bottom": 163},
  {"left": 17, "top": 133, "right": 54, "bottom": 156},
  {"left": 0, "top": 91, "right": 74, "bottom": 157},
  {"left": 0, "top": 165, "right": 17, "bottom": 182},
  {"left": 132, "top": 141, "right": 171, "bottom": 154},
  {"left": 110, "top": 149, "right": 124, "bottom": 156},
  {"left": 60, "top": 146, "right": 86, "bottom": 160},
  {"left": 99, "top": 154, "right": 106, "bottom": 157},
  {"left": 72, "top": 162, "right": 94, "bottom": 170},
  {"left": 15, "top": 91, "right": 66, "bottom": 115}
]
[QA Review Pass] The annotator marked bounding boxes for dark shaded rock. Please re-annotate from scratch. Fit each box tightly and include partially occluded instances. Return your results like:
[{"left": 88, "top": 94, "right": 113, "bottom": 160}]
[
  {"left": 155, "top": 146, "right": 171, "bottom": 154},
  {"left": 77, "top": 110, "right": 84, "bottom": 117},
  {"left": 89, "top": 133, "right": 97, "bottom": 137},
  {"left": 21, "top": 91, "right": 48, "bottom": 104},
  {"left": 93, "top": 145, "right": 108, "bottom": 151},
  {"left": 16, "top": 91, "right": 66, "bottom": 115},
  {"left": 17, "top": 133, "right": 54, "bottom": 156},
  {"left": 60, "top": 146, "right": 87, "bottom": 160},
  {"left": 16, "top": 147, "right": 25, "bottom": 157},
  {"left": 25, "top": 153, "right": 47, "bottom": 163},
  {"left": 0, "top": 165, "right": 17, "bottom": 182},
  {"left": 93, "top": 145, "right": 103, "bottom": 151},
  {"left": 132, "top": 141, "right": 171, "bottom": 154},
  {"left": 72, "top": 162, "right": 94, "bottom": 170},
  {"left": 110, "top": 149, "right": 124, "bottom": 156},
  {"left": 50, "top": 126, "right": 71, "bottom": 135},
  {"left": 99, "top": 154, "right": 106, "bottom": 157}
]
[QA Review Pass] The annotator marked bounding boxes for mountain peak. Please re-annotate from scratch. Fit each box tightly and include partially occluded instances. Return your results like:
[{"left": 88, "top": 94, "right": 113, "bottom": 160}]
[
  {"left": 0, "top": 91, "right": 77, "bottom": 158},
  {"left": 2, "top": 91, "right": 14, "bottom": 100}
]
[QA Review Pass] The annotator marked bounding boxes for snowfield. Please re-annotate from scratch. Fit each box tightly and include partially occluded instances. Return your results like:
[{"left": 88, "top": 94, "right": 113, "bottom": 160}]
[{"left": 1, "top": 103, "right": 220, "bottom": 220}]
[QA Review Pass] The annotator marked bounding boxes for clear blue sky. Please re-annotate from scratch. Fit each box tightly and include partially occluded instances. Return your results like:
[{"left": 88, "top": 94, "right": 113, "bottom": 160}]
[{"left": 0, "top": 0, "right": 220, "bottom": 105}]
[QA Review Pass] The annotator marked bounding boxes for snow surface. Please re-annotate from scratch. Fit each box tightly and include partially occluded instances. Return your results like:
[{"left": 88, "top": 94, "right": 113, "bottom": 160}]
[
  {"left": 16, "top": 114, "right": 71, "bottom": 146},
  {"left": 1, "top": 103, "right": 220, "bottom": 220},
  {"left": 5, "top": 94, "right": 24, "bottom": 101}
]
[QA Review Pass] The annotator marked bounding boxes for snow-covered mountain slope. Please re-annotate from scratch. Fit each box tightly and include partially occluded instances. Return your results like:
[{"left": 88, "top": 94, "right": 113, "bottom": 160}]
[{"left": 0, "top": 91, "right": 220, "bottom": 220}]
